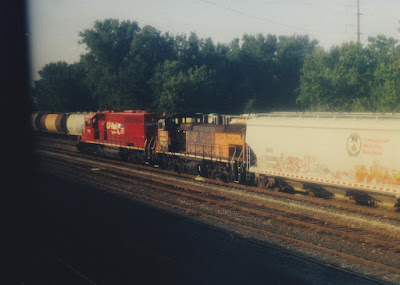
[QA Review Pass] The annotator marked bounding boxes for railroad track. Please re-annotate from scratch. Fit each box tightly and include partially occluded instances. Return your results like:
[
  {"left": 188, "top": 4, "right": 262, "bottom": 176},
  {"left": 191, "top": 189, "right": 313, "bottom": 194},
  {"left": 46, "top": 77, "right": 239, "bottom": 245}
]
[
  {"left": 36, "top": 141, "right": 400, "bottom": 284},
  {"left": 35, "top": 136, "right": 400, "bottom": 219}
]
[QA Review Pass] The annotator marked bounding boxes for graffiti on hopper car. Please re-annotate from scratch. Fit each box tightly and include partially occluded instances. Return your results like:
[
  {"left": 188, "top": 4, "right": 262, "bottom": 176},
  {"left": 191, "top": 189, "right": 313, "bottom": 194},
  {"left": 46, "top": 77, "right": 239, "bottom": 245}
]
[
  {"left": 355, "top": 162, "right": 400, "bottom": 185},
  {"left": 273, "top": 155, "right": 318, "bottom": 173}
]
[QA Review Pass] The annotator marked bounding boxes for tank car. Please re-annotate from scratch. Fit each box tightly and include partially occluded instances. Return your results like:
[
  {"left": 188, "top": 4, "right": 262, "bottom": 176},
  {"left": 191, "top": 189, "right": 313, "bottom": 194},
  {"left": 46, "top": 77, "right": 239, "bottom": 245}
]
[
  {"left": 66, "top": 113, "right": 92, "bottom": 136},
  {"left": 32, "top": 112, "right": 92, "bottom": 138},
  {"left": 41, "top": 113, "right": 69, "bottom": 134},
  {"left": 31, "top": 113, "right": 44, "bottom": 131}
]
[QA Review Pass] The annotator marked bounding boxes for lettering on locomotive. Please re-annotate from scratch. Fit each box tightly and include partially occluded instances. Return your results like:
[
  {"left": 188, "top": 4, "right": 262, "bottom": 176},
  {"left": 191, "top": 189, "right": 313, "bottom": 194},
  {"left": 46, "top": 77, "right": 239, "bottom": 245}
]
[{"left": 106, "top": 121, "right": 125, "bottom": 135}]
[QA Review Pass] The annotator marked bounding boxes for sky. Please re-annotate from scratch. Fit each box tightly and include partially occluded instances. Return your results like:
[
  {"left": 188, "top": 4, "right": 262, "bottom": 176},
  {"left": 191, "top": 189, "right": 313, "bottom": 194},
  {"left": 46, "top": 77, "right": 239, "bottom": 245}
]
[{"left": 27, "top": 0, "right": 400, "bottom": 81}]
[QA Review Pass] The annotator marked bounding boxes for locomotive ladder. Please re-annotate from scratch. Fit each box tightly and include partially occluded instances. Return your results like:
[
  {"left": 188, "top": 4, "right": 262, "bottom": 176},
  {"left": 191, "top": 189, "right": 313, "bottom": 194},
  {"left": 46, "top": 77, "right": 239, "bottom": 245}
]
[
  {"left": 231, "top": 146, "right": 246, "bottom": 183},
  {"left": 237, "top": 147, "right": 246, "bottom": 183},
  {"left": 146, "top": 137, "right": 157, "bottom": 159},
  {"left": 245, "top": 144, "right": 251, "bottom": 180}
]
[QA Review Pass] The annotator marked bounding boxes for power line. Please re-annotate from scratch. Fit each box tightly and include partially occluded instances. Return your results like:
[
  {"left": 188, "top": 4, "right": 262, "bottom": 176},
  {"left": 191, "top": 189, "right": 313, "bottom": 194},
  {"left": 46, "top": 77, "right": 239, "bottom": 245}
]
[{"left": 197, "top": 0, "right": 344, "bottom": 35}]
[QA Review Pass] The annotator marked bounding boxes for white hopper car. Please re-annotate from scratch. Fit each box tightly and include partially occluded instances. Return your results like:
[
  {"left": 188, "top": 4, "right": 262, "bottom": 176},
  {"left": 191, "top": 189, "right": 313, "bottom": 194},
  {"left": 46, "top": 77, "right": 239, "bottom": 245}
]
[{"left": 246, "top": 113, "right": 400, "bottom": 205}]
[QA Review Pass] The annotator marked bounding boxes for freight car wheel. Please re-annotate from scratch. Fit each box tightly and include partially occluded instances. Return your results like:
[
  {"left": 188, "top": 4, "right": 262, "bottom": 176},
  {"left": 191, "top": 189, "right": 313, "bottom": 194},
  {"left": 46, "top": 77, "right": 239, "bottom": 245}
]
[
  {"left": 346, "top": 190, "right": 379, "bottom": 207},
  {"left": 257, "top": 176, "right": 266, "bottom": 189},
  {"left": 395, "top": 199, "right": 400, "bottom": 212},
  {"left": 266, "top": 177, "right": 276, "bottom": 189}
]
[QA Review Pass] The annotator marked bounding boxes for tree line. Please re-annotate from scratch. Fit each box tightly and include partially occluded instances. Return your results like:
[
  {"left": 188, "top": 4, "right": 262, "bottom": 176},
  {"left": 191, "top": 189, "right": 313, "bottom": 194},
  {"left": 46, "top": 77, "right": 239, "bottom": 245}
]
[{"left": 32, "top": 19, "right": 400, "bottom": 114}]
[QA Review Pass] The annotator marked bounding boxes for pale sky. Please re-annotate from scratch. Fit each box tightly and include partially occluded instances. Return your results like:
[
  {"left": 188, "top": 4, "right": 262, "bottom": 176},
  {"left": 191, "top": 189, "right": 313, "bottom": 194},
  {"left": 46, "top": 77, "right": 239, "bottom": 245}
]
[{"left": 27, "top": 0, "right": 400, "bottom": 81}]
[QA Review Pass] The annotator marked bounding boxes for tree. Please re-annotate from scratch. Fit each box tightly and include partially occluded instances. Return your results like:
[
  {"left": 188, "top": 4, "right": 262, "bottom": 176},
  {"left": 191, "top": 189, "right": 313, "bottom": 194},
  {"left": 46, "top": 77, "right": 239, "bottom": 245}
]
[
  {"left": 370, "top": 57, "right": 400, "bottom": 111},
  {"left": 32, "top": 61, "right": 94, "bottom": 112},
  {"left": 368, "top": 36, "right": 400, "bottom": 111},
  {"left": 297, "top": 36, "right": 400, "bottom": 112},
  {"left": 128, "top": 25, "right": 175, "bottom": 108},
  {"left": 275, "top": 35, "right": 318, "bottom": 109},
  {"left": 221, "top": 34, "right": 317, "bottom": 113},
  {"left": 79, "top": 20, "right": 176, "bottom": 110},
  {"left": 222, "top": 34, "right": 278, "bottom": 113},
  {"left": 79, "top": 19, "right": 140, "bottom": 110},
  {"left": 151, "top": 60, "right": 216, "bottom": 112},
  {"left": 35, "top": 18, "right": 322, "bottom": 114},
  {"left": 173, "top": 32, "right": 202, "bottom": 69},
  {"left": 297, "top": 42, "right": 372, "bottom": 111}
]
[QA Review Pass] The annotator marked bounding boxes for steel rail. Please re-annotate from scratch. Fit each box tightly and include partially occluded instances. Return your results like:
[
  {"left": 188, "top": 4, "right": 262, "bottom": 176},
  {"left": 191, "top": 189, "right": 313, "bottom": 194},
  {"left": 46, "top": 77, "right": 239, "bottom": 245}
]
[
  {"left": 35, "top": 136, "right": 400, "bottom": 220},
  {"left": 42, "top": 161, "right": 400, "bottom": 282},
  {"left": 40, "top": 153, "right": 400, "bottom": 278}
]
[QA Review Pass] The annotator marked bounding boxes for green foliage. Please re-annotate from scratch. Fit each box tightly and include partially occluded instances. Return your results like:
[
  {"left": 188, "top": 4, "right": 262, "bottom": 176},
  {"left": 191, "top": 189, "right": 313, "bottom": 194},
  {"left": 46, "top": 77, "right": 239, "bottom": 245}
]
[
  {"left": 79, "top": 19, "right": 141, "bottom": 110},
  {"left": 298, "top": 36, "right": 400, "bottom": 112},
  {"left": 370, "top": 55, "right": 400, "bottom": 111},
  {"left": 222, "top": 34, "right": 317, "bottom": 112},
  {"left": 368, "top": 36, "right": 400, "bottom": 112},
  {"left": 79, "top": 19, "right": 174, "bottom": 110},
  {"left": 243, "top": 98, "right": 256, "bottom": 113},
  {"left": 33, "top": 18, "right": 400, "bottom": 115},
  {"left": 151, "top": 60, "right": 216, "bottom": 112},
  {"left": 32, "top": 61, "right": 94, "bottom": 112},
  {"left": 275, "top": 35, "right": 319, "bottom": 108}
]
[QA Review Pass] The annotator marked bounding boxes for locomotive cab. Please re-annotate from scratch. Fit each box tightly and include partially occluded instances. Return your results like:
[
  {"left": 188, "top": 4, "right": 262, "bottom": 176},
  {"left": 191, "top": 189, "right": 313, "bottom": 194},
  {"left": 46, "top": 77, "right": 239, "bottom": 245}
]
[
  {"left": 81, "top": 113, "right": 98, "bottom": 141},
  {"left": 156, "top": 117, "right": 182, "bottom": 153}
]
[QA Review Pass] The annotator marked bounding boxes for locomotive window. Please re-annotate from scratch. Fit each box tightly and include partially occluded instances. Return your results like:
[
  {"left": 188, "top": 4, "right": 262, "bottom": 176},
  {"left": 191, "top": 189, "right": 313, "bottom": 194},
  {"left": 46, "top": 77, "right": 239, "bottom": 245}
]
[{"left": 158, "top": 119, "right": 165, "bottom": 130}]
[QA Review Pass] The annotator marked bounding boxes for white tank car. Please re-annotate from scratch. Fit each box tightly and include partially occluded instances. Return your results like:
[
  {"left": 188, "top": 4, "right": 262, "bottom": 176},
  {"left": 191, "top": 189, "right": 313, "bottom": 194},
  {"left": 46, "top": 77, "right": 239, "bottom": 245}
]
[
  {"left": 31, "top": 113, "right": 39, "bottom": 130},
  {"left": 245, "top": 113, "right": 400, "bottom": 198},
  {"left": 66, "top": 113, "right": 91, "bottom": 136}
]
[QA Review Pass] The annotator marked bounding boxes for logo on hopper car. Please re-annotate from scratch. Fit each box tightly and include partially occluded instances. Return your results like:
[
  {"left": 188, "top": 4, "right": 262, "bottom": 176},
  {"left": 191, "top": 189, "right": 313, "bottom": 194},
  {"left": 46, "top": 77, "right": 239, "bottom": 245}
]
[
  {"left": 347, "top": 133, "right": 362, "bottom": 157},
  {"left": 106, "top": 121, "right": 125, "bottom": 135}
]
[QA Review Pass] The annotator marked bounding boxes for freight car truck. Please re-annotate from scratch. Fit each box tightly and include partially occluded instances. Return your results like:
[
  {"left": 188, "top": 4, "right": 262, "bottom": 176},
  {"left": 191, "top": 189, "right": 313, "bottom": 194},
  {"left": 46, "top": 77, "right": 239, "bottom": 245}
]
[{"left": 246, "top": 113, "right": 400, "bottom": 206}]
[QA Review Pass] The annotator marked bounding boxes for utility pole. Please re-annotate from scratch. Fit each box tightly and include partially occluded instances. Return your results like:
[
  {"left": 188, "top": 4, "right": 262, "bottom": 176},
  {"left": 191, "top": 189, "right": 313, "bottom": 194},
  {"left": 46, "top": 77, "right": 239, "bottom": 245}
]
[{"left": 357, "top": 0, "right": 361, "bottom": 43}]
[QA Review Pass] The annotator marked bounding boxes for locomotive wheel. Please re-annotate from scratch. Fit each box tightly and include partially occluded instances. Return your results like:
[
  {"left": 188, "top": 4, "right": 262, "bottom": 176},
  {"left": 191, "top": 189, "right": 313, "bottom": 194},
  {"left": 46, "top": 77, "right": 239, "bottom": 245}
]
[
  {"left": 220, "top": 169, "right": 233, "bottom": 183},
  {"left": 210, "top": 168, "right": 218, "bottom": 179},
  {"left": 158, "top": 156, "right": 167, "bottom": 169}
]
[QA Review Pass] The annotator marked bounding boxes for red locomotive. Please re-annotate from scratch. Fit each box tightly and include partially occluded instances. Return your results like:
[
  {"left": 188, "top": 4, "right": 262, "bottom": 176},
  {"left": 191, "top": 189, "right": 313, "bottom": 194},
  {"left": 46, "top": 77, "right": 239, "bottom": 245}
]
[{"left": 78, "top": 110, "right": 159, "bottom": 160}]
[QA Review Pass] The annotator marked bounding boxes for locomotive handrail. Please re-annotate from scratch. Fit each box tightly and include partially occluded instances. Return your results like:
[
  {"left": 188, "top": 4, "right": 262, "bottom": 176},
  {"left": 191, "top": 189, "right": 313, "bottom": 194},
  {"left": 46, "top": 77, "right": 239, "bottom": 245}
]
[
  {"left": 231, "top": 147, "right": 237, "bottom": 163},
  {"left": 147, "top": 137, "right": 154, "bottom": 153},
  {"left": 237, "top": 147, "right": 244, "bottom": 162},
  {"left": 245, "top": 144, "right": 251, "bottom": 180},
  {"left": 152, "top": 137, "right": 158, "bottom": 150}
]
